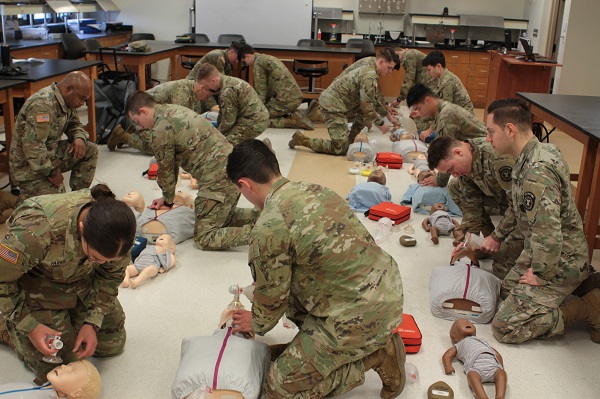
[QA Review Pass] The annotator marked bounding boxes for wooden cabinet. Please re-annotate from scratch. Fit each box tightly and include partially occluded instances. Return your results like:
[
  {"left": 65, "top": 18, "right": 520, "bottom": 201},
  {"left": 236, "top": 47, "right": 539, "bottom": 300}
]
[
  {"left": 13, "top": 44, "right": 60, "bottom": 60},
  {"left": 466, "top": 52, "right": 491, "bottom": 107}
]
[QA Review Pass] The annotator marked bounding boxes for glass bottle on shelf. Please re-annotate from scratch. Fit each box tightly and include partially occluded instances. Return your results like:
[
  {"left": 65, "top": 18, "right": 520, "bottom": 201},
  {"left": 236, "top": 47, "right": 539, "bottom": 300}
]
[{"left": 330, "top": 23, "right": 337, "bottom": 41}]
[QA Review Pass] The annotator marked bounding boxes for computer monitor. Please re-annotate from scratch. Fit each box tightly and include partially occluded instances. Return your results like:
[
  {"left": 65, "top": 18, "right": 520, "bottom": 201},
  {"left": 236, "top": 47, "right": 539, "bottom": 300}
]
[
  {"left": 519, "top": 37, "right": 536, "bottom": 61},
  {"left": 504, "top": 30, "right": 512, "bottom": 50}
]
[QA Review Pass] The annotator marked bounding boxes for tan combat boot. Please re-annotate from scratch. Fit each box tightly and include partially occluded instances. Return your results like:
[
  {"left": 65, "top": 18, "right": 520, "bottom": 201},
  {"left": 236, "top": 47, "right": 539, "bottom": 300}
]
[
  {"left": 559, "top": 288, "right": 600, "bottom": 343},
  {"left": 363, "top": 333, "right": 406, "bottom": 399},
  {"left": 288, "top": 131, "right": 310, "bottom": 149},
  {"left": 107, "top": 125, "right": 130, "bottom": 151},
  {"left": 304, "top": 99, "right": 324, "bottom": 123},
  {"left": 290, "top": 110, "right": 314, "bottom": 130}
]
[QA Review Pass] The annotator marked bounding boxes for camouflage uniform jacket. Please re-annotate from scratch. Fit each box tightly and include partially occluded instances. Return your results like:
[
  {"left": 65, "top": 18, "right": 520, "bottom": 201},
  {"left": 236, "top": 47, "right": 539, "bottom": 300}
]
[
  {"left": 252, "top": 53, "right": 302, "bottom": 107},
  {"left": 435, "top": 69, "right": 474, "bottom": 114},
  {"left": 512, "top": 138, "right": 588, "bottom": 285},
  {"left": 319, "top": 65, "right": 386, "bottom": 124},
  {"left": 147, "top": 79, "right": 212, "bottom": 114},
  {"left": 9, "top": 83, "right": 88, "bottom": 182},
  {"left": 217, "top": 74, "right": 269, "bottom": 134},
  {"left": 150, "top": 104, "right": 234, "bottom": 203},
  {"left": 186, "top": 49, "right": 232, "bottom": 80},
  {"left": 459, "top": 138, "right": 517, "bottom": 240},
  {"left": 249, "top": 178, "right": 404, "bottom": 355},
  {"left": 398, "top": 49, "right": 432, "bottom": 102},
  {"left": 334, "top": 56, "right": 388, "bottom": 118},
  {"left": 0, "top": 190, "right": 128, "bottom": 335},
  {"left": 435, "top": 101, "right": 486, "bottom": 140}
]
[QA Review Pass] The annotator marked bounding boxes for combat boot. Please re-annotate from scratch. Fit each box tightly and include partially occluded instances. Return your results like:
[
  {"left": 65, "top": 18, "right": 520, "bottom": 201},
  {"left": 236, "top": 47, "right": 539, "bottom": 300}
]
[
  {"left": 363, "top": 333, "right": 406, "bottom": 399},
  {"left": 288, "top": 130, "right": 309, "bottom": 149},
  {"left": 304, "top": 99, "right": 324, "bottom": 123},
  {"left": 107, "top": 125, "right": 130, "bottom": 151},
  {"left": 559, "top": 288, "right": 600, "bottom": 343},
  {"left": 290, "top": 111, "right": 314, "bottom": 130}
]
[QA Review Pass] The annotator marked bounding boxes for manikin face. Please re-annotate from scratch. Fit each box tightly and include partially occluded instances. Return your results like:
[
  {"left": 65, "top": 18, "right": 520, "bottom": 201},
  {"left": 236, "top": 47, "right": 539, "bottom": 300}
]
[
  {"left": 368, "top": 168, "right": 387, "bottom": 185},
  {"left": 486, "top": 113, "right": 512, "bottom": 155},
  {"left": 435, "top": 148, "right": 473, "bottom": 178},
  {"left": 450, "top": 318, "right": 476, "bottom": 344},
  {"left": 430, "top": 202, "right": 447, "bottom": 213},
  {"left": 174, "top": 192, "right": 194, "bottom": 208},
  {"left": 47, "top": 362, "right": 88, "bottom": 397},
  {"left": 155, "top": 234, "right": 175, "bottom": 252},
  {"left": 426, "top": 64, "right": 444, "bottom": 79},
  {"left": 122, "top": 191, "right": 144, "bottom": 210}
]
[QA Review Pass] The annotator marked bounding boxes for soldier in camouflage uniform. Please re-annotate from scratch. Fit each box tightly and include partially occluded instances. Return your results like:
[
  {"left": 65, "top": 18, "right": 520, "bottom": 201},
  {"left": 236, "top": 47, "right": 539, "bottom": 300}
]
[
  {"left": 288, "top": 53, "right": 397, "bottom": 155},
  {"left": 390, "top": 49, "right": 435, "bottom": 131},
  {"left": 185, "top": 41, "right": 243, "bottom": 80},
  {"left": 0, "top": 184, "right": 136, "bottom": 384},
  {"left": 195, "top": 63, "right": 269, "bottom": 145},
  {"left": 427, "top": 136, "right": 524, "bottom": 280},
  {"left": 227, "top": 140, "right": 406, "bottom": 399},
  {"left": 126, "top": 92, "right": 258, "bottom": 250},
  {"left": 9, "top": 72, "right": 97, "bottom": 205},
  {"left": 107, "top": 79, "right": 217, "bottom": 153},
  {"left": 407, "top": 84, "right": 486, "bottom": 187},
  {"left": 485, "top": 99, "right": 599, "bottom": 344},
  {"left": 237, "top": 44, "right": 313, "bottom": 130},
  {"left": 422, "top": 51, "right": 474, "bottom": 114}
]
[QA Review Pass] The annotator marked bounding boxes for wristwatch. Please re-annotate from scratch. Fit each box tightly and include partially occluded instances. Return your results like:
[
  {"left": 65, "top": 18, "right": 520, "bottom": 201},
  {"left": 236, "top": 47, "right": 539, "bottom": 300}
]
[
  {"left": 83, "top": 322, "right": 100, "bottom": 333},
  {"left": 163, "top": 201, "right": 174, "bottom": 208}
]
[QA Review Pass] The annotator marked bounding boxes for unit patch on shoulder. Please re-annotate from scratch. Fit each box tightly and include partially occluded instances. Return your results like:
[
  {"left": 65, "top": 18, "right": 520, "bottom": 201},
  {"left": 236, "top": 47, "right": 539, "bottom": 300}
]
[
  {"left": 499, "top": 166, "right": 512, "bottom": 182},
  {"left": 36, "top": 114, "right": 50, "bottom": 123},
  {"left": 0, "top": 244, "right": 19, "bottom": 264},
  {"left": 523, "top": 192, "right": 536, "bottom": 211}
]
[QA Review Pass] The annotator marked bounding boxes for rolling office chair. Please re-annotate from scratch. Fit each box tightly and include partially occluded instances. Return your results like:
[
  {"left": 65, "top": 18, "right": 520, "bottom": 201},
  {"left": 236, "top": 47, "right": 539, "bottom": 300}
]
[
  {"left": 129, "top": 33, "right": 159, "bottom": 88},
  {"left": 293, "top": 39, "right": 329, "bottom": 98},
  {"left": 180, "top": 33, "right": 210, "bottom": 70},
  {"left": 345, "top": 38, "right": 376, "bottom": 61},
  {"left": 60, "top": 33, "right": 87, "bottom": 60},
  {"left": 217, "top": 34, "right": 245, "bottom": 44}
]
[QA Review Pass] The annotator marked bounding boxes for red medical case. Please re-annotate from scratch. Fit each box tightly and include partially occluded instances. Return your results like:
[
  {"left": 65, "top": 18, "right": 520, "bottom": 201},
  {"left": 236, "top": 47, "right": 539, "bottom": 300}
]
[
  {"left": 376, "top": 152, "right": 403, "bottom": 169},
  {"left": 393, "top": 314, "right": 422, "bottom": 354},
  {"left": 367, "top": 202, "right": 411, "bottom": 225}
]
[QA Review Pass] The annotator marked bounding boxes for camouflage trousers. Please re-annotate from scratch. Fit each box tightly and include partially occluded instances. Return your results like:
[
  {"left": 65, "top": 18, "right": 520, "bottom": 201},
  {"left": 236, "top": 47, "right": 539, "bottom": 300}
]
[
  {"left": 492, "top": 262, "right": 591, "bottom": 344},
  {"left": 266, "top": 95, "right": 302, "bottom": 119},
  {"left": 6, "top": 299, "right": 125, "bottom": 384},
  {"left": 263, "top": 321, "right": 388, "bottom": 398},
  {"left": 222, "top": 120, "right": 269, "bottom": 146},
  {"left": 16, "top": 140, "right": 97, "bottom": 206},
  {"left": 308, "top": 108, "right": 364, "bottom": 155},
  {"left": 128, "top": 127, "right": 154, "bottom": 155},
  {"left": 193, "top": 192, "right": 260, "bottom": 250}
]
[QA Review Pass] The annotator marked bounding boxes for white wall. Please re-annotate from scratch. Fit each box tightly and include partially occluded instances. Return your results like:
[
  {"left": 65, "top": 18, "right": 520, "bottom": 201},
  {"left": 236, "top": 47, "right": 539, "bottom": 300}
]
[
  {"left": 554, "top": 0, "right": 600, "bottom": 95},
  {"left": 522, "top": 0, "right": 555, "bottom": 56},
  {"left": 314, "top": 0, "right": 527, "bottom": 35}
]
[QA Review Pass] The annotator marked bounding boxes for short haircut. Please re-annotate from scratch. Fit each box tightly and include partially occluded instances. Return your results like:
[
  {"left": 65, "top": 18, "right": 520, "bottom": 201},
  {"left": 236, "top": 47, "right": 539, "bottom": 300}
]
[
  {"left": 226, "top": 139, "right": 281, "bottom": 185},
  {"left": 427, "top": 136, "right": 462, "bottom": 169},
  {"left": 389, "top": 46, "right": 403, "bottom": 70},
  {"left": 196, "top": 63, "right": 219, "bottom": 82},
  {"left": 125, "top": 91, "right": 157, "bottom": 116},
  {"left": 487, "top": 98, "right": 532, "bottom": 131},
  {"left": 83, "top": 184, "right": 137, "bottom": 259},
  {"left": 377, "top": 47, "right": 398, "bottom": 65},
  {"left": 406, "top": 84, "right": 437, "bottom": 108},
  {"left": 422, "top": 50, "right": 446, "bottom": 68},
  {"left": 228, "top": 41, "right": 245, "bottom": 53},
  {"left": 237, "top": 44, "right": 256, "bottom": 62}
]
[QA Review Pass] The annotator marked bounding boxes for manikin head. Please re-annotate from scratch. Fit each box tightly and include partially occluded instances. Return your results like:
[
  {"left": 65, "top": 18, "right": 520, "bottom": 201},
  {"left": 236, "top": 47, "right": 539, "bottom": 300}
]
[
  {"left": 46, "top": 360, "right": 101, "bottom": 399},
  {"left": 122, "top": 191, "right": 145, "bottom": 213},
  {"left": 174, "top": 191, "right": 194, "bottom": 209},
  {"left": 354, "top": 133, "right": 369, "bottom": 144},
  {"left": 450, "top": 318, "right": 477, "bottom": 344},
  {"left": 430, "top": 202, "right": 447, "bottom": 214},
  {"left": 368, "top": 168, "right": 387, "bottom": 185},
  {"left": 155, "top": 234, "right": 176, "bottom": 253}
]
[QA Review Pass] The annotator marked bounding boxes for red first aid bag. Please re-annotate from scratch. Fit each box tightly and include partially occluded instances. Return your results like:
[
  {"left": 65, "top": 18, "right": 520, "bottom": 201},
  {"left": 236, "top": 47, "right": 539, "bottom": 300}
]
[
  {"left": 367, "top": 202, "right": 411, "bottom": 225},
  {"left": 393, "top": 314, "right": 422, "bottom": 354},
  {"left": 376, "top": 152, "right": 403, "bottom": 169},
  {"left": 147, "top": 163, "right": 158, "bottom": 180}
]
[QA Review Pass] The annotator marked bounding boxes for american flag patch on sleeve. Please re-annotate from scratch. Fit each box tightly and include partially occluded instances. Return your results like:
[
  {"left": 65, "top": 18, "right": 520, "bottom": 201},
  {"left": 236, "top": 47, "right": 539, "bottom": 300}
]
[
  {"left": 36, "top": 114, "right": 50, "bottom": 123},
  {"left": 0, "top": 244, "right": 19, "bottom": 264}
]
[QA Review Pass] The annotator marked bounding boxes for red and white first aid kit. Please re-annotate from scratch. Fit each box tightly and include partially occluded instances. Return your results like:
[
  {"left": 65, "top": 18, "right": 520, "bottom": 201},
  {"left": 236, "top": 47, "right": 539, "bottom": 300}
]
[
  {"left": 367, "top": 202, "right": 411, "bottom": 225},
  {"left": 375, "top": 152, "right": 403, "bottom": 169},
  {"left": 393, "top": 314, "right": 422, "bottom": 354}
]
